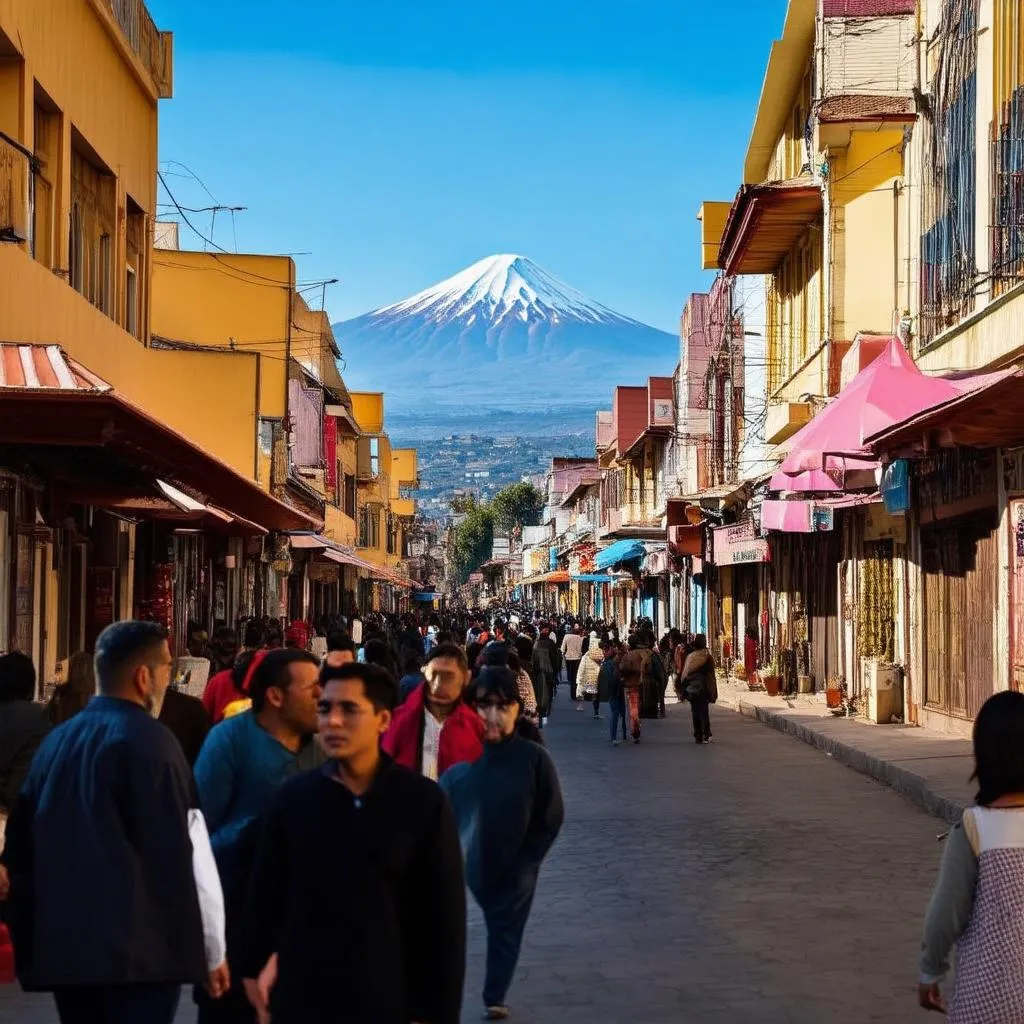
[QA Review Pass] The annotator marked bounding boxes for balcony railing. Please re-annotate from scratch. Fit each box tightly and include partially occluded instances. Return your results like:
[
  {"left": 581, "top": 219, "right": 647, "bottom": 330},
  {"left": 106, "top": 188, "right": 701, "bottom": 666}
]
[
  {"left": 0, "top": 132, "right": 33, "bottom": 246},
  {"left": 99, "top": 0, "right": 173, "bottom": 97}
]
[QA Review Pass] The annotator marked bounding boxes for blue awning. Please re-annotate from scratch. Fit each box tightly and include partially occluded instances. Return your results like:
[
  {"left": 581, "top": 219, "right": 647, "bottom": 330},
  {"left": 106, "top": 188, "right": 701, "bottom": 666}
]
[
  {"left": 595, "top": 540, "right": 647, "bottom": 570},
  {"left": 411, "top": 592, "right": 441, "bottom": 601},
  {"left": 571, "top": 574, "right": 615, "bottom": 583}
]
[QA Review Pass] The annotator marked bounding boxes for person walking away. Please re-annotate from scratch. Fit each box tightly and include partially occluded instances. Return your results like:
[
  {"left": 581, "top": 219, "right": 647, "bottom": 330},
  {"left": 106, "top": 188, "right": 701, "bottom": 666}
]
[
  {"left": 398, "top": 651, "right": 426, "bottom": 704},
  {"left": 560, "top": 625, "right": 584, "bottom": 703},
  {"left": 323, "top": 631, "right": 357, "bottom": 669},
  {"left": 160, "top": 679, "right": 211, "bottom": 768},
  {"left": 384, "top": 643, "right": 483, "bottom": 781},
  {"left": 193, "top": 649, "right": 323, "bottom": 1024},
  {"left": 440, "top": 665, "right": 564, "bottom": 1020},
  {"left": 204, "top": 626, "right": 265, "bottom": 725},
  {"left": 0, "top": 653, "right": 49, "bottom": 846},
  {"left": 240, "top": 662, "right": 466, "bottom": 1024},
  {"left": 918, "top": 689, "right": 1024, "bottom": 1020},
  {"left": 209, "top": 626, "right": 239, "bottom": 677},
  {"left": 1, "top": 621, "right": 228, "bottom": 1024},
  {"left": 599, "top": 641, "right": 627, "bottom": 745},
  {"left": 676, "top": 634, "right": 718, "bottom": 744},
  {"left": 576, "top": 637, "right": 604, "bottom": 718},
  {"left": 657, "top": 634, "right": 675, "bottom": 718},
  {"left": 531, "top": 625, "right": 562, "bottom": 726},
  {"left": 618, "top": 636, "right": 657, "bottom": 743},
  {"left": 47, "top": 651, "right": 95, "bottom": 725}
]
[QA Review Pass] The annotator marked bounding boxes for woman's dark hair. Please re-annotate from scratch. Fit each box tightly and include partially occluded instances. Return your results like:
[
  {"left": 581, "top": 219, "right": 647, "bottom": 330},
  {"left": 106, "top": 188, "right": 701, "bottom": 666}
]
[
  {"left": 691, "top": 634, "right": 708, "bottom": 651},
  {"left": 973, "top": 690, "right": 1024, "bottom": 805},
  {"left": 0, "top": 651, "right": 36, "bottom": 702},
  {"left": 243, "top": 621, "right": 265, "bottom": 649},
  {"left": 363, "top": 638, "right": 397, "bottom": 677},
  {"left": 402, "top": 651, "right": 423, "bottom": 675}
]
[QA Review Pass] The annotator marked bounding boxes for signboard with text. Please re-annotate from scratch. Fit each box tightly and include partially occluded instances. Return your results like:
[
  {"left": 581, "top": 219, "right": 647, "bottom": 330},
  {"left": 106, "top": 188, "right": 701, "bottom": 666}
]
[{"left": 711, "top": 520, "right": 770, "bottom": 566}]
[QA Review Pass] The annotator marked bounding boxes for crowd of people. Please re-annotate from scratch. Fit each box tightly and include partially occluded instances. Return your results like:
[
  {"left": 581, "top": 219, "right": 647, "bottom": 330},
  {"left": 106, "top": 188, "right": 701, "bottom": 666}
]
[{"left": 0, "top": 604, "right": 730, "bottom": 1024}]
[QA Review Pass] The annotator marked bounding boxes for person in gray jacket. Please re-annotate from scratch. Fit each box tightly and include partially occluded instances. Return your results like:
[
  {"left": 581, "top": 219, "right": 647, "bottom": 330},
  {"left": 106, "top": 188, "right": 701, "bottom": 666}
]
[{"left": 440, "top": 665, "right": 564, "bottom": 1021}]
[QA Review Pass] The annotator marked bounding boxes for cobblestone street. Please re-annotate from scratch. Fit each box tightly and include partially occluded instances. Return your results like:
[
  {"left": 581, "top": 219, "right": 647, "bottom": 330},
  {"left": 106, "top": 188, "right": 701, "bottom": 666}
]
[{"left": 2, "top": 697, "right": 947, "bottom": 1024}]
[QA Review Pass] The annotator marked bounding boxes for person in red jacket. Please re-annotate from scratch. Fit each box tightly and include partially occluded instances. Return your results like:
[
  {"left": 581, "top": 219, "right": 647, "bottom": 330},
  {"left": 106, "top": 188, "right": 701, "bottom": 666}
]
[{"left": 383, "top": 644, "right": 483, "bottom": 781}]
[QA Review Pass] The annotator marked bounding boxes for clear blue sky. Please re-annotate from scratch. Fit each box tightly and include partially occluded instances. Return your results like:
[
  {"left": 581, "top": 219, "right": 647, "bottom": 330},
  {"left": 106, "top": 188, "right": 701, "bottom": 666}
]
[{"left": 147, "top": 0, "right": 786, "bottom": 334}]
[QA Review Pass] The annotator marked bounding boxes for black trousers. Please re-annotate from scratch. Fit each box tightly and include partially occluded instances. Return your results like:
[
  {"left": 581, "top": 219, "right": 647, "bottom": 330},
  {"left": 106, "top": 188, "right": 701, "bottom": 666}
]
[
  {"left": 690, "top": 697, "right": 712, "bottom": 741},
  {"left": 196, "top": 980, "right": 257, "bottom": 1024},
  {"left": 480, "top": 882, "right": 537, "bottom": 1007},
  {"left": 566, "top": 659, "right": 581, "bottom": 701},
  {"left": 54, "top": 983, "right": 181, "bottom": 1024}
]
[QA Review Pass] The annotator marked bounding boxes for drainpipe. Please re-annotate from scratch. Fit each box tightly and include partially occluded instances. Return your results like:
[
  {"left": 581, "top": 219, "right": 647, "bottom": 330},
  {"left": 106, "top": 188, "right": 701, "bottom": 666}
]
[{"left": 821, "top": 157, "right": 834, "bottom": 395}]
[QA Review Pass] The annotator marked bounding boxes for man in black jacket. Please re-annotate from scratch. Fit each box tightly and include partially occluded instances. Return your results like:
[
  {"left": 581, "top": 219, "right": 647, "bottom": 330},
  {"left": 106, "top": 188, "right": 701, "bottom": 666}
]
[
  {"left": 1, "top": 621, "right": 229, "bottom": 1024},
  {"left": 240, "top": 661, "right": 465, "bottom": 1024}
]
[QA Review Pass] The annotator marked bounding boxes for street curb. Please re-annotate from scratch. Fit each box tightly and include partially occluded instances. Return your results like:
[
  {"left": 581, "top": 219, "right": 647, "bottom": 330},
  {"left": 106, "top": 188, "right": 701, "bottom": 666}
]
[{"left": 733, "top": 699, "right": 968, "bottom": 824}]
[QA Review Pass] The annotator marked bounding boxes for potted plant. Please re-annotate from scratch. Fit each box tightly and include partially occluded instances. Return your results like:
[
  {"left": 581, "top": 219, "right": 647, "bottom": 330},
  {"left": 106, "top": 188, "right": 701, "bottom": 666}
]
[{"left": 761, "top": 648, "right": 784, "bottom": 697}]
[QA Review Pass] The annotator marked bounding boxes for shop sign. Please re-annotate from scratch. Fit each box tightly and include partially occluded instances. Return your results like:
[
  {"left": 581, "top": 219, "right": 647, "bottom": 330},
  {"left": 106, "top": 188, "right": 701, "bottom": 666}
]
[
  {"left": 711, "top": 520, "right": 770, "bottom": 566},
  {"left": 864, "top": 503, "right": 907, "bottom": 544}
]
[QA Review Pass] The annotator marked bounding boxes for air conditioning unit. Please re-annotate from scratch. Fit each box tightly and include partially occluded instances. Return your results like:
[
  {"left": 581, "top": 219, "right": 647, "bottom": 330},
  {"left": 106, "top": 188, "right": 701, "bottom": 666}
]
[{"left": 861, "top": 658, "right": 902, "bottom": 724}]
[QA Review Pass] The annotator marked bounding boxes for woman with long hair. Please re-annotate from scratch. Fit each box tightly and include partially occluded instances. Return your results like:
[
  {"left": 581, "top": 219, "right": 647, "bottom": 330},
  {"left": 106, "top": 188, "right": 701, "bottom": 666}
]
[{"left": 919, "top": 690, "right": 1024, "bottom": 1019}]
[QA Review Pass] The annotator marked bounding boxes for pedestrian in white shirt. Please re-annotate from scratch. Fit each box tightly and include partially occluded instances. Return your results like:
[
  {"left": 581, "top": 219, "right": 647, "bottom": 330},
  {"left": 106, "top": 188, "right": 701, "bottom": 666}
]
[{"left": 560, "top": 625, "right": 585, "bottom": 703}]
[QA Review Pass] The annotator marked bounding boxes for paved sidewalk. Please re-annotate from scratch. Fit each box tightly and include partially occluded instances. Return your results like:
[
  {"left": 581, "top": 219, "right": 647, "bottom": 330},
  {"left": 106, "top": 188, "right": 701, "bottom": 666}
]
[{"left": 714, "top": 679, "right": 975, "bottom": 823}]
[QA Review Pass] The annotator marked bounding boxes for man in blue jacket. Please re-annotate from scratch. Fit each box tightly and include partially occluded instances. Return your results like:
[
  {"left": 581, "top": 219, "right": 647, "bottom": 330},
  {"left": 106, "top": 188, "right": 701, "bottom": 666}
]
[{"left": 1, "top": 620, "right": 228, "bottom": 1024}]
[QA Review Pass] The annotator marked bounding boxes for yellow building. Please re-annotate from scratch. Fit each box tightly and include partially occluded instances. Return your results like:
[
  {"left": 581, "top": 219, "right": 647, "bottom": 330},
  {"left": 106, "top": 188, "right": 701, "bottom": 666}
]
[
  {"left": 700, "top": 0, "right": 917, "bottom": 446},
  {"left": 348, "top": 392, "right": 418, "bottom": 609},
  {"left": 0, "top": 0, "right": 311, "bottom": 672}
]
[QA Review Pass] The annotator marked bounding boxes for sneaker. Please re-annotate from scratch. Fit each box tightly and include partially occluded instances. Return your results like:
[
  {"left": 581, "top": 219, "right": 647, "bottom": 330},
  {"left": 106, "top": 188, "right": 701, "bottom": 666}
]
[
  {"left": 612, "top": 739, "right": 621, "bottom": 747},
  {"left": 541, "top": 717, "right": 548, "bottom": 728},
  {"left": 593, "top": 713, "right": 602, "bottom": 720},
  {"left": 704, "top": 736, "right": 713, "bottom": 744},
  {"left": 695, "top": 737, "right": 704, "bottom": 745},
  {"left": 485, "top": 1007, "right": 510, "bottom": 1020},
  {"left": 576, "top": 704, "right": 585, "bottom": 712}
]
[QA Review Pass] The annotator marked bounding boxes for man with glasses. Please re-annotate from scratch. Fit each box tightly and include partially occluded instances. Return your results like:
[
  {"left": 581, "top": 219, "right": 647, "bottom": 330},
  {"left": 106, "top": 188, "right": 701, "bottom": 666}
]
[
  {"left": 383, "top": 643, "right": 483, "bottom": 781},
  {"left": 2, "top": 620, "right": 228, "bottom": 1024},
  {"left": 241, "top": 662, "right": 466, "bottom": 1024}
]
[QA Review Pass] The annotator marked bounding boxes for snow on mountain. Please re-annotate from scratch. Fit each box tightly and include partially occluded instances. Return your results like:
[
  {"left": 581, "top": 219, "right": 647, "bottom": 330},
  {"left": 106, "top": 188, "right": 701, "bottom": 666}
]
[{"left": 333, "top": 254, "right": 678, "bottom": 413}]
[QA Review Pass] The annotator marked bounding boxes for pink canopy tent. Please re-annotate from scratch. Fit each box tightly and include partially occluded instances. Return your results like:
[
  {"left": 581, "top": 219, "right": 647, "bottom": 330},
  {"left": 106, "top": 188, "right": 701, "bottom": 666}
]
[{"left": 769, "top": 338, "right": 964, "bottom": 492}]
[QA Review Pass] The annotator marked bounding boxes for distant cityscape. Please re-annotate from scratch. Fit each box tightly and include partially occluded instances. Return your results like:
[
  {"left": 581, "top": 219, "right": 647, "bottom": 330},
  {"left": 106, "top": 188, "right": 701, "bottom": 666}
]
[{"left": 396, "top": 432, "right": 594, "bottom": 517}]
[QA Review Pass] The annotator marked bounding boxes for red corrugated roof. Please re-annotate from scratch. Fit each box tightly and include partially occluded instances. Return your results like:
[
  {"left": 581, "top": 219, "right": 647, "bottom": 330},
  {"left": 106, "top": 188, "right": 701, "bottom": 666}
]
[{"left": 0, "top": 345, "right": 112, "bottom": 391}]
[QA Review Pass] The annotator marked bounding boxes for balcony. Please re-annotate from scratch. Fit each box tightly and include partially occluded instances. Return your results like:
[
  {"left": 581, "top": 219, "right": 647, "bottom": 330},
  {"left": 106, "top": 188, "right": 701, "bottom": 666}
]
[
  {"left": 95, "top": 0, "right": 173, "bottom": 98},
  {"left": 766, "top": 400, "right": 813, "bottom": 445},
  {"left": 0, "top": 133, "right": 32, "bottom": 246}
]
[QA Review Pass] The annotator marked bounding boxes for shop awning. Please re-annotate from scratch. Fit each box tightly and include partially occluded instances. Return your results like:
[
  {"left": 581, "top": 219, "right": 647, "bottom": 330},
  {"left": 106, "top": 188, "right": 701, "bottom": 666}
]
[
  {"left": 0, "top": 345, "right": 317, "bottom": 532},
  {"left": 571, "top": 574, "right": 615, "bottom": 583},
  {"left": 288, "top": 533, "right": 416, "bottom": 589},
  {"left": 718, "top": 179, "right": 823, "bottom": 276},
  {"left": 412, "top": 591, "right": 441, "bottom": 601},
  {"left": 866, "top": 369, "right": 1024, "bottom": 455},
  {"left": 595, "top": 539, "right": 647, "bottom": 570},
  {"left": 770, "top": 339, "right": 967, "bottom": 492},
  {"left": 762, "top": 493, "right": 880, "bottom": 533}
]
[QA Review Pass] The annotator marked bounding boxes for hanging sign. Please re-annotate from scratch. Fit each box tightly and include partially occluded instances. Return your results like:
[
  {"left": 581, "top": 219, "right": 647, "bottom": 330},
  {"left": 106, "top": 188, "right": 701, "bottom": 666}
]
[{"left": 711, "top": 520, "right": 770, "bottom": 566}]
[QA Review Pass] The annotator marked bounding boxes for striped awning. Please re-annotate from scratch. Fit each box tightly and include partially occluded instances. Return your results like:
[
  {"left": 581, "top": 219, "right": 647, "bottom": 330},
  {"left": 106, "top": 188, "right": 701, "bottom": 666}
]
[{"left": 0, "top": 344, "right": 111, "bottom": 392}]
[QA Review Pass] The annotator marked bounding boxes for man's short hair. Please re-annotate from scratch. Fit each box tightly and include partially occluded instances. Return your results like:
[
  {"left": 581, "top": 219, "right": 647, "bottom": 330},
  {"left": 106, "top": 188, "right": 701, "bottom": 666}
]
[
  {"left": 319, "top": 661, "right": 398, "bottom": 712},
  {"left": 426, "top": 644, "right": 469, "bottom": 671},
  {"left": 327, "top": 631, "right": 356, "bottom": 654},
  {"left": 94, "top": 621, "right": 168, "bottom": 694},
  {"left": 243, "top": 622, "right": 264, "bottom": 648},
  {"left": 248, "top": 649, "right": 320, "bottom": 712},
  {"left": 0, "top": 651, "right": 36, "bottom": 702}
]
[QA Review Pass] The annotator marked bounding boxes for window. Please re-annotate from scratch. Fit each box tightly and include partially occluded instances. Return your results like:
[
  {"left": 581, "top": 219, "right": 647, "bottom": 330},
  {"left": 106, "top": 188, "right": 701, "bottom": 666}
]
[
  {"left": 258, "top": 418, "right": 274, "bottom": 456},
  {"left": 98, "top": 234, "right": 112, "bottom": 314},
  {"left": 33, "top": 92, "right": 58, "bottom": 268},
  {"left": 125, "top": 265, "right": 138, "bottom": 337},
  {"left": 69, "top": 139, "right": 115, "bottom": 313},
  {"left": 359, "top": 506, "right": 380, "bottom": 548},
  {"left": 344, "top": 473, "right": 356, "bottom": 518},
  {"left": 369, "top": 437, "right": 380, "bottom": 477},
  {"left": 68, "top": 202, "right": 83, "bottom": 291}
]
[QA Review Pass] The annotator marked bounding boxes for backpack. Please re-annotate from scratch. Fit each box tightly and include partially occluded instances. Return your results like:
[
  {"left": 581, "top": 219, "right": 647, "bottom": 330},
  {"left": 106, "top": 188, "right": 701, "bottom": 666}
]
[
  {"left": 618, "top": 648, "right": 653, "bottom": 690},
  {"left": 680, "top": 674, "right": 706, "bottom": 702}
]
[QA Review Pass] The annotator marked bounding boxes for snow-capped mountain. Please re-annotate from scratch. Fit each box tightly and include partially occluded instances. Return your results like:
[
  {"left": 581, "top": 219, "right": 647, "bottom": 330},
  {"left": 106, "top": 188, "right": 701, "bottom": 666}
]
[{"left": 333, "top": 255, "right": 677, "bottom": 413}]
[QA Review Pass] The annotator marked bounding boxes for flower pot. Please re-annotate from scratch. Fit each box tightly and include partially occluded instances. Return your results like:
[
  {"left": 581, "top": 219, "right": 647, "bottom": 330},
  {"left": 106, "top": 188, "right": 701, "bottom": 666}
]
[
  {"left": 825, "top": 685, "right": 843, "bottom": 709},
  {"left": 762, "top": 675, "right": 782, "bottom": 696},
  {"left": 797, "top": 674, "right": 814, "bottom": 694}
]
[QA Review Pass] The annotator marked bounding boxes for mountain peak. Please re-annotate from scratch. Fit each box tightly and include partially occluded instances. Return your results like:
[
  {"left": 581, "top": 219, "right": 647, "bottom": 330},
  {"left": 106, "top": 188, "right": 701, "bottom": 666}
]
[{"left": 370, "top": 253, "right": 628, "bottom": 328}]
